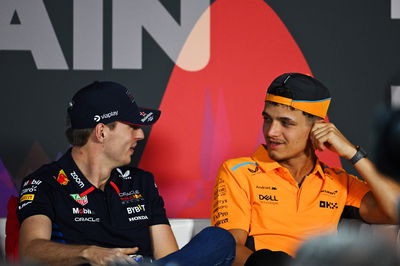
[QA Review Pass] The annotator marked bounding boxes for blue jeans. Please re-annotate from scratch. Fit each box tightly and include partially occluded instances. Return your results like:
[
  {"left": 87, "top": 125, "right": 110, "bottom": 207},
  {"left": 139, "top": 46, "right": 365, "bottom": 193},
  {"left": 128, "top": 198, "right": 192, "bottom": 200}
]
[{"left": 154, "top": 226, "right": 235, "bottom": 266}]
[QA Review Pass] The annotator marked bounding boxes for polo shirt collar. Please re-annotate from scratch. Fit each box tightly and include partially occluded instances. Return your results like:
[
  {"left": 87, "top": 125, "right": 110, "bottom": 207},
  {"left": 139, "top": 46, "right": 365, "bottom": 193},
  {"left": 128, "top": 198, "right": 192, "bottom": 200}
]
[
  {"left": 251, "top": 144, "right": 326, "bottom": 180},
  {"left": 251, "top": 145, "right": 281, "bottom": 172},
  {"left": 57, "top": 148, "right": 96, "bottom": 197}
]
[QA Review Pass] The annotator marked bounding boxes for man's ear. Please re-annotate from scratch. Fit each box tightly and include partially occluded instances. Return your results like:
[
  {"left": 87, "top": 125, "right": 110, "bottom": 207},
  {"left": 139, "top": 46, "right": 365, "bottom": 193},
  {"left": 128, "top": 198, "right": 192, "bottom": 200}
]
[{"left": 94, "top": 123, "right": 107, "bottom": 142}]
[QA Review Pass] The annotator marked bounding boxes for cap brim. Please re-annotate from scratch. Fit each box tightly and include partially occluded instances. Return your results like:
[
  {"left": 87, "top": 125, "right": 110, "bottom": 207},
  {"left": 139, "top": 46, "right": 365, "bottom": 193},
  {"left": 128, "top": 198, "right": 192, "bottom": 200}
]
[{"left": 121, "top": 108, "right": 161, "bottom": 126}]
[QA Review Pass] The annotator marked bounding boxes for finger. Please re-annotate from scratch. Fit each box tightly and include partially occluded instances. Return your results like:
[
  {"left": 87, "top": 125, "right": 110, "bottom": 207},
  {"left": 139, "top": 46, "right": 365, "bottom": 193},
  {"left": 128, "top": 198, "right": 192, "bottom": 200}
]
[
  {"left": 120, "top": 247, "right": 139, "bottom": 254},
  {"left": 311, "top": 131, "right": 328, "bottom": 151},
  {"left": 314, "top": 134, "right": 334, "bottom": 151},
  {"left": 311, "top": 120, "right": 328, "bottom": 132},
  {"left": 311, "top": 123, "right": 335, "bottom": 136},
  {"left": 310, "top": 127, "right": 331, "bottom": 150}
]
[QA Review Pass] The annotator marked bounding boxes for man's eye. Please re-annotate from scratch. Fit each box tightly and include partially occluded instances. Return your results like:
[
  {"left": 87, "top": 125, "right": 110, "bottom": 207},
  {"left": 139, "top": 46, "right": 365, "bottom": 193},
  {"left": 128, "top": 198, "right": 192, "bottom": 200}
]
[
  {"left": 131, "top": 125, "right": 141, "bottom": 130},
  {"left": 282, "top": 121, "right": 294, "bottom": 127}
]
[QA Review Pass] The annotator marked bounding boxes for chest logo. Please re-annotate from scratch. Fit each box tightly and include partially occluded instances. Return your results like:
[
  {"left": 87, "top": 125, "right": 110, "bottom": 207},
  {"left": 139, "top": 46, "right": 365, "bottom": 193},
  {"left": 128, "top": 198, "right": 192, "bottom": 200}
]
[
  {"left": 119, "top": 190, "right": 144, "bottom": 204},
  {"left": 55, "top": 169, "right": 69, "bottom": 185},
  {"left": 126, "top": 204, "right": 146, "bottom": 214},
  {"left": 248, "top": 166, "right": 260, "bottom": 173},
  {"left": 70, "top": 194, "right": 88, "bottom": 206},
  {"left": 70, "top": 171, "right": 84, "bottom": 188},
  {"left": 259, "top": 194, "right": 278, "bottom": 201},
  {"left": 117, "top": 168, "right": 131, "bottom": 180},
  {"left": 72, "top": 207, "right": 93, "bottom": 214},
  {"left": 320, "top": 189, "right": 338, "bottom": 196},
  {"left": 20, "top": 194, "right": 35, "bottom": 202},
  {"left": 320, "top": 200, "right": 338, "bottom": 209}
]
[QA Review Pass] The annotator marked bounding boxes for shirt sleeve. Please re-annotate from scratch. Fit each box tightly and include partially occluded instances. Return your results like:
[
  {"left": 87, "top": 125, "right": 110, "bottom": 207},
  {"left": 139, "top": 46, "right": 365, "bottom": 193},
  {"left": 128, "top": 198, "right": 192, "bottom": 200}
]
[
  {"left": 211, "top": 161, "right": 251, "bottom": 232},
  {"left": 146, "top": 173, "right": 170, "bottom": 226},
  {"left": 345, "top": 174, "right": 370, "bottom": 208},
  {"left": 17, "top": 176, "right": 55, "bottom": 224}
]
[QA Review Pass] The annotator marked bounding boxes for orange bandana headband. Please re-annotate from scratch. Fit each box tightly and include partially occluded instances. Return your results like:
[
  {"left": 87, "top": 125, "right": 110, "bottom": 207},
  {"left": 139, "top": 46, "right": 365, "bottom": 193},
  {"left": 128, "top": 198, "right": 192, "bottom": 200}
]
[{"left": 265, "top": 94, "right": 331, "bottom": 118}]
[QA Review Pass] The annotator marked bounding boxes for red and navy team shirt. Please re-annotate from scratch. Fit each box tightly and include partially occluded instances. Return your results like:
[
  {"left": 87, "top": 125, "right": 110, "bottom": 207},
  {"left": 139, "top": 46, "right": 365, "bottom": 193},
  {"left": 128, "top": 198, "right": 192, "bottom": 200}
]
[{"left": 17, "top": 149, "right": 169, "bottom": 258}]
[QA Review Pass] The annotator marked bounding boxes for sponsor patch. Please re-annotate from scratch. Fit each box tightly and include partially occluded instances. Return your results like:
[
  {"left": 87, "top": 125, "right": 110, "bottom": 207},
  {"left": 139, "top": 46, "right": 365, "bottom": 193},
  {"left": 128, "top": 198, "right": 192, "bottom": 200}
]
[
  {"left": 70, "top": 171, "right": 84, "bottom": 188},
  {"left": 320, "top": 200, "right": 338, "bottom": 209},
  {"left": 259, "top": 194, "right": 279, "bottom": 205},
  {"left": 213, "top": 211, "right": 228, "bottom": 220},
  {"left": 213, "top": 186, "right": 226, "bottom": 199},
  {"left": 128, "top": 215, "right": 148, "bottom": 222},
  {"left": 256, "top": 185, "right": 278, "bottom": 190},
  {"left": 94, "top": 111, "right": 119, "bottom": 122},
  {"left": 21, "top": 185, "right": 38, "bottom": 195},
  {"left": 117, "top": 168, "right": 131, "bottom": 180},
  {"left": 119, "top": 190, "right": 143, "bottom": 203},
  {"left": 55, "top": 169, "right": 69, "bottom": 185},
  {"left": 248, "top": 166, "right": 260, "bottom": 173},
  {"left": 140, "top": 111, "right": 154, "bottom": 123},
  {"left": 23, "top": 179, "right": 42, "bottom": 187},
  {"left": 19, "top": 201, "right": 32, "bottom": 210},
  {"left": 74, "top": 217, "right": 100, "bottom": 222},
  {"left": 72, "top": 207, "right": 93, "bottom": 214},
  {"left": 213, "top": 199, "right": 227, "bottom": 208},
  {"left": 126, "top": 204, "right": 146, "bottom": 214},
  {"left": 213, "top": 205, "right": 228, "bottom": 213},
  {"left": 20, "top": 194, "right": 35, "bottom": 202},
  {"left": 70, "top": 194, "right": 88, "bottom": 206},
  {"left": 320, "top": 189, "right": 338, "bottom": 196},
  {"left": 215, "top": 218, "right": 229, "bottom": 227},
  {"left": 259, "top": 194, "right": 278, "bottom": 201}
]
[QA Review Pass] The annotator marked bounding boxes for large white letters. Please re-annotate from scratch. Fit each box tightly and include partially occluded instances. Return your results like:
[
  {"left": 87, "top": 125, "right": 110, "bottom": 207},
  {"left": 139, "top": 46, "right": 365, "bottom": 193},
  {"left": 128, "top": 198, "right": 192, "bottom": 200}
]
[
  {"left": 73, "top": 0, "right": 103, "bottom": 70},
  {"left": 112, "top": 0, "right": 210, "bottom": 70},
  {"left": 392, "top": 0, "right": 400, "bottom": 19},
  {"left": 0, "top": 0, "right": 210, "bottom": 70},
  {"left": 0, "top": 0, "right": 68, "bottom": 69}
]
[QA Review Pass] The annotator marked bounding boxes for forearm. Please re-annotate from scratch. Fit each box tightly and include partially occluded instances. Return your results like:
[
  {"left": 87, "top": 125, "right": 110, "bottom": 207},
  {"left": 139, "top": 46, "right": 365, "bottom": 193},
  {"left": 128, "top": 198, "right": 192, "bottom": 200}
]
[
  {"left": 354, "top": 158, "right": 400, "bottom": 223},
  {"left": 21, "top": 239, "right": 90, "bottom": 265}
]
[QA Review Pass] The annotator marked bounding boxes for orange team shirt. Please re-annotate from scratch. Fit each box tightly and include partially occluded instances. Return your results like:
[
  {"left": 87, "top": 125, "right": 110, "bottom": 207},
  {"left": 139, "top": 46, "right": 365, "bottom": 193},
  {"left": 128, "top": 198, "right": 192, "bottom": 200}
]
[{"left": 211, "top": 145, "right": 370, "bottom": 256}]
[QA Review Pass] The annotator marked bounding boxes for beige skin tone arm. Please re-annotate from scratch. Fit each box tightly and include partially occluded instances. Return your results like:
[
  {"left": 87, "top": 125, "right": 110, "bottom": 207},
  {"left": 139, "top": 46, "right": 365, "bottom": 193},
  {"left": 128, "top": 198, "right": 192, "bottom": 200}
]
[
  {"left": 228, "top": 229, "right": 253, "bottom": 266},
  {"left": 310, "top": 121, "right": 400, "bottom": 224},
  {"left": 149, "top": 224, "right": 179, "bottom": 260},
  {"left": 19, "top": 215, "right": 139, "bottom": 265}
]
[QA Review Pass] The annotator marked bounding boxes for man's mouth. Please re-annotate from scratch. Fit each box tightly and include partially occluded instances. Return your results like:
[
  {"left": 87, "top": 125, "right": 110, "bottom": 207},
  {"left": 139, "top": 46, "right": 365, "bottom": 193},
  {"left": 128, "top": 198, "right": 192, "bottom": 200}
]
[
  {"left": 266, "top": 140, "right": 284, "bottom": 149},
  {"left": 129, "top": 145, "right": 136, "bottom": 153}
]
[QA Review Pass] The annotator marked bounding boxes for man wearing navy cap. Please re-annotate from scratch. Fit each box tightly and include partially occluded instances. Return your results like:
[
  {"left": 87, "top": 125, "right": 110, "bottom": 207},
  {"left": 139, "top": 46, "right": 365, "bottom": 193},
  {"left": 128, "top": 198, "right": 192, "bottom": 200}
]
[
  {"left": 17, "top": 81, "right": 235, "bottom": 265},
  {"left": 212, "top": 73, "right": 400, "bottom": 266}
]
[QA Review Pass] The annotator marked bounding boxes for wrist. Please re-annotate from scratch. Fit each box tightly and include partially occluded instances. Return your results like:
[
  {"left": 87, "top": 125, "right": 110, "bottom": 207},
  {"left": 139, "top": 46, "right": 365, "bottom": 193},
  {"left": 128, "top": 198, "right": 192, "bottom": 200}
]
[
  {"left": 348, "top": 145, "right": 368, "bottom": 165},
  {"left": 79, "top": 246, "right": 92, "bottom": 262},
  {"left": 343, "top": 146, "right": 358, "bottom": 160}
]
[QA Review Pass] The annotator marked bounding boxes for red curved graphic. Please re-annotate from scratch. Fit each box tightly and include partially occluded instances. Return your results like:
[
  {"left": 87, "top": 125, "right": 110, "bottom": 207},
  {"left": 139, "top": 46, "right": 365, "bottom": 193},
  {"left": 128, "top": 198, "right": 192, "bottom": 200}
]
[{"left": 140, "top": 0, "right": 341, "bottom": 218}]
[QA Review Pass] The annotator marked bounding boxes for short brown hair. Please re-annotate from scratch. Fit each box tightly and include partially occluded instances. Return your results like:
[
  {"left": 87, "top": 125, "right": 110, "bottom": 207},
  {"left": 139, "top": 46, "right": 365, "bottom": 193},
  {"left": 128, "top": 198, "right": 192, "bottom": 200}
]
[{"left": 65, "top": 122, "right": 117, "bottom": 147}]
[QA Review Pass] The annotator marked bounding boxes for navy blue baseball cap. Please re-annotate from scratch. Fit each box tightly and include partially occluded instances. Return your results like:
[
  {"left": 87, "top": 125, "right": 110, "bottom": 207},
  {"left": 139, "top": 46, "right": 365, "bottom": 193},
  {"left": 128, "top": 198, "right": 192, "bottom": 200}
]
[{"left": 67, "top": 81, "right": 161, "bottom": 129}]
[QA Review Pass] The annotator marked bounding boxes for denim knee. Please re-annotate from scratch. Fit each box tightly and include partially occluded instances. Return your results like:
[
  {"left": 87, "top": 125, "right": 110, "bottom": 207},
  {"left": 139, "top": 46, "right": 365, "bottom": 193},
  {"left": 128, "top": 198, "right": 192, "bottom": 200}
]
[{"left": 199, "top": 226, "right": 236, "bottom": 252}]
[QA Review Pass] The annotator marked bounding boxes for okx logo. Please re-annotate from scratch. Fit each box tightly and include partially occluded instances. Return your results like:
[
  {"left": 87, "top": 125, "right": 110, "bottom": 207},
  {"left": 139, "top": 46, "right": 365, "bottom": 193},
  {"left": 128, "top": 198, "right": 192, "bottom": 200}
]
[{"left": 320, "top": 201, "right": 338, "bottom": 209}]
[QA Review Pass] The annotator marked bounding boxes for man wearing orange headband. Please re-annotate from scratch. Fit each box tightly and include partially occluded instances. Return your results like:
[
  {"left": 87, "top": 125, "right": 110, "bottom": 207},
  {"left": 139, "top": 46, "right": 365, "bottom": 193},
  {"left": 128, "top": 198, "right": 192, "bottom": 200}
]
[{"left": 211, "top": 73, "right": 400, "bottom": 266}]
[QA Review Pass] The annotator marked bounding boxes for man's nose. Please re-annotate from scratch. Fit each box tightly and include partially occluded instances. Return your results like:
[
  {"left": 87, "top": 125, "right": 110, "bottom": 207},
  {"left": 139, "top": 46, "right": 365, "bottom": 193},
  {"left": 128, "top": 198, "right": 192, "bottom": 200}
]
[
  {"left": 265, "top": 121, "right": 280, "bottom": 137},
  {"left": 134, "top": 128, "right": 145, "bottom": 140}
]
